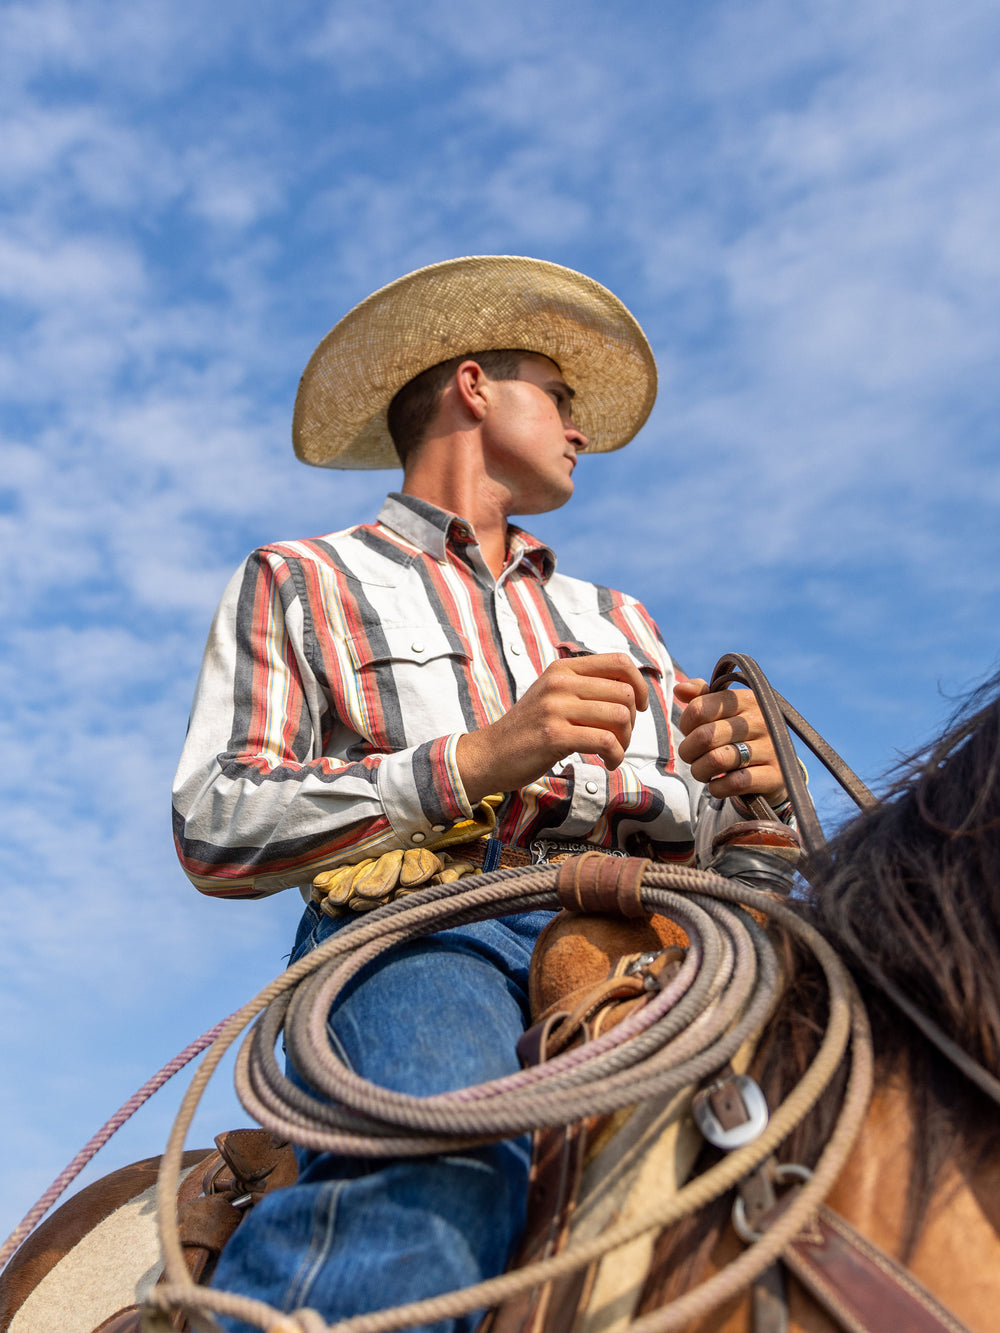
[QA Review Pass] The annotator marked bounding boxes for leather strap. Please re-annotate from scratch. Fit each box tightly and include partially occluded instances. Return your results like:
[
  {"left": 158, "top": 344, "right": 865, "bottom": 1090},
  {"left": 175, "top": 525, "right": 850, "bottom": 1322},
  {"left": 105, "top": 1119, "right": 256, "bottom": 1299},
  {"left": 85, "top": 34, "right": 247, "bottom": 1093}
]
[
  {"left": 152, "top": 1131, "right": 297, "bottom": 1330},
  {"left": 710, "top": 820, "right": 802, "bottom": 857},
  {"left": 556, "top": 853, "right": 651, "bottom": 917},
  {"left": 450, "top": 840, "right": 623, "bottom": 871},
  {"left": 781, "top": 1205, "right": 974, "bottom": 1333},
  {"left": 753, "top": 1262, "right": 789, "bottom": 1333},
  {"left": 91, "top": 1311, "right": 144, "bottom": 1332}
]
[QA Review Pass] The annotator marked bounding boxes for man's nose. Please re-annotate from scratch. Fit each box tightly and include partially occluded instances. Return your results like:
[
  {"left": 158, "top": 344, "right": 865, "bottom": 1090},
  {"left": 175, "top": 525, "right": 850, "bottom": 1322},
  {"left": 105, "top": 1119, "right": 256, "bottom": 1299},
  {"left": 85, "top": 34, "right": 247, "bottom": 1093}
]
[{"left": 566, "top": 425, "right": 589, "bottom": 452}]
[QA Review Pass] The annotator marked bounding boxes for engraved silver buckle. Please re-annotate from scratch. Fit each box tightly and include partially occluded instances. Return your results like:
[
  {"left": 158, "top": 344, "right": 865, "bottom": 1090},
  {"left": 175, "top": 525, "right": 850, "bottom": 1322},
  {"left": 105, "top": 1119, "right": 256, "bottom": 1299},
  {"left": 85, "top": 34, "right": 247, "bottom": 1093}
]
[{"left": 529, "top": 838, "right": 628, "bottom": 866}]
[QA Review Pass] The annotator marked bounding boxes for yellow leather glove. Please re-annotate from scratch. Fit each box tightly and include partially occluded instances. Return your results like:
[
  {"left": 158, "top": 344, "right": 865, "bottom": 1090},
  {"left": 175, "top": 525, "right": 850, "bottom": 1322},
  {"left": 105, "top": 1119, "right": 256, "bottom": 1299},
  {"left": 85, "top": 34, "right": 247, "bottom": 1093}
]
[
  {"left": 311, "top": 795, "right": 503, "bottom": 916},
  {"left": 424, "top": 793, "right": 504, "bottom": 851},
  {"left": 312, "top": 848, "right": 480, "bottom": 916}
]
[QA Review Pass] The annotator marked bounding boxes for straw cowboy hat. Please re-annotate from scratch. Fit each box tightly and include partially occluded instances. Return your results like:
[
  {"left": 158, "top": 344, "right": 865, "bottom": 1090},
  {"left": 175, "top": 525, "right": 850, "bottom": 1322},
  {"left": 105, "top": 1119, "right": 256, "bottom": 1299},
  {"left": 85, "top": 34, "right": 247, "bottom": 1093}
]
[{"left": 292, "top": 255, "right": 658, "bottom": 469}]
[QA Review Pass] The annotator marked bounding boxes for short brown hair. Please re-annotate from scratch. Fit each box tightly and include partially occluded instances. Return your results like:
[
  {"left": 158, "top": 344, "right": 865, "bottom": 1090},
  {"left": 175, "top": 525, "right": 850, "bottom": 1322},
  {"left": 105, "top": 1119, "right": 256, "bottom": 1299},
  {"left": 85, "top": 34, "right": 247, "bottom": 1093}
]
[{"left": 386, "top": 349, "right": 534, "bottom": 465}]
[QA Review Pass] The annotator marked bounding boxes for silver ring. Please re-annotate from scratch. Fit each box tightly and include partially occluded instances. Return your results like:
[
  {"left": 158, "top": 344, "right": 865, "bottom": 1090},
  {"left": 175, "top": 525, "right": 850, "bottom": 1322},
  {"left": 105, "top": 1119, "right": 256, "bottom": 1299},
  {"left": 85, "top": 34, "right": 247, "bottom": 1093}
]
[
  {"left": 732, "top": 741, "right": 752, "bottom": 770},
  {"left": 731, "top": 1163, "right": 813, "bottom": 1242}
]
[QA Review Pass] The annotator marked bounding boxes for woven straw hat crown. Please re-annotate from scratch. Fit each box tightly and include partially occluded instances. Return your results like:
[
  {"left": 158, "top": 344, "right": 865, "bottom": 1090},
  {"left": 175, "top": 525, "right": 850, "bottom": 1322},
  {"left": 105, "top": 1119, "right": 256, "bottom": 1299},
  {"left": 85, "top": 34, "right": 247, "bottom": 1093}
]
[{"left": 292, "top": 255, "right": 657, "bottom": 469}]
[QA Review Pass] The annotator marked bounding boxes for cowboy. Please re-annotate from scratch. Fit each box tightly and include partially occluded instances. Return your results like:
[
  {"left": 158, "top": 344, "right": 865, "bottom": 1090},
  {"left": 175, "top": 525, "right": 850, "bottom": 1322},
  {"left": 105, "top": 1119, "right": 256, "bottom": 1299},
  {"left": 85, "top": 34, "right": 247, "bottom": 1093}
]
[{"left": 172, "top": 256, "right": 790, "bottom": 1331}]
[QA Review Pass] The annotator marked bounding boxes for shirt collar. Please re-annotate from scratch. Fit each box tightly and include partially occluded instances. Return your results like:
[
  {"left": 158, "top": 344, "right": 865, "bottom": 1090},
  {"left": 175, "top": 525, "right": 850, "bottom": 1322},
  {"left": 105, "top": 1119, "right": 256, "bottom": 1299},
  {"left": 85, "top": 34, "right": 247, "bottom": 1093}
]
[{"left": 376, "top": 493, "right": 556, "bottom": 581}]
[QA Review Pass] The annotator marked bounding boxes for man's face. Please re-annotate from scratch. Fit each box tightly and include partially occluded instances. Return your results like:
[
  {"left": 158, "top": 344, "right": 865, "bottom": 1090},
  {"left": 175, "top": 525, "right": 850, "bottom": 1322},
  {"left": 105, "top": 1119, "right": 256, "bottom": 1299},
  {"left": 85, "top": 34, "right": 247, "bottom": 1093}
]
[{"left": 480, "top": 353, "right": 589, "bottom": 515}]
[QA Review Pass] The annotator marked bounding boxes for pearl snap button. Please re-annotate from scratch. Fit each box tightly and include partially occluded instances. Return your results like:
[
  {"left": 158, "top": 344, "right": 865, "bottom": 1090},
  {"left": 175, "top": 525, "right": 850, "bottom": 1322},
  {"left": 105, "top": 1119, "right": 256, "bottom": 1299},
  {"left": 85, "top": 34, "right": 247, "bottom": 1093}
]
[
  {"left": 431, "top": 824, "right": 446, "bottom": 833},
  {"left": 585, "top": 780, "right": 600, "bottom": 795},
  {"left": 411, "top": 642, "right": 425, "bottom": 654},
  {"left": 510, "top": 643, "right": 521, "bottom": 655},
  {"left": 411, "top": 831, "right": 426, "bottom": 843}
]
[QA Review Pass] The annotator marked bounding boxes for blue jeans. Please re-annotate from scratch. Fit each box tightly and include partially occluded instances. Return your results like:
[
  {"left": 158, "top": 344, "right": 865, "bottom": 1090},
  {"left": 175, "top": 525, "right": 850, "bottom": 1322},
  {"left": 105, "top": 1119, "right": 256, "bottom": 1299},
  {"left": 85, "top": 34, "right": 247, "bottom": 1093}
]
[{"left": 211, "top": 902, "right": 551, "bottom": 1333}]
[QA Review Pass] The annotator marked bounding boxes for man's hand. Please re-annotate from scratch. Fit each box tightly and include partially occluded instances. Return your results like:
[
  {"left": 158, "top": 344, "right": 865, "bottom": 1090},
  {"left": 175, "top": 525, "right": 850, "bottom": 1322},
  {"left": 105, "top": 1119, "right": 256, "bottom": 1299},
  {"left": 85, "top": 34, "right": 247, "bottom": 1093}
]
[
  {"left": 456, "top": 653, "right": 649, "bottom": 806},
  {"left": 674, "top": 678, "right": 788, "bottom": 807}
]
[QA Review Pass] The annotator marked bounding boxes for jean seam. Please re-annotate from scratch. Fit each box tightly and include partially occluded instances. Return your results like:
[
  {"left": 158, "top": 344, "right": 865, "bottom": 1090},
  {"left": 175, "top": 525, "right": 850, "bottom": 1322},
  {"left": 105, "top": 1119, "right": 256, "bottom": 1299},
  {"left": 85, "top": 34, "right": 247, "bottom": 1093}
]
[
  {"left": 325, "top": 1019, "right": 356, "bottom": 1073},
  {"left": 283, "top": 1179, "right": 343, "bottom": 1313}
]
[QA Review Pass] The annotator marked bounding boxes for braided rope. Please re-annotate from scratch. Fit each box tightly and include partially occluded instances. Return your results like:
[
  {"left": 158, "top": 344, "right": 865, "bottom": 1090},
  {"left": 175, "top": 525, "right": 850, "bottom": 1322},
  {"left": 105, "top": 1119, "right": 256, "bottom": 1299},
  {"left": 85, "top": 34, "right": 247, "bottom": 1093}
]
[
  {"left": 149, "top": 864, "right": 872, "bottom": 1333},
  {"left": 240, "top": 890, "right": 768, "bottom": 1149},
  {"left": 0, "top": 1012, "right": 237, "bottom": 1272}
]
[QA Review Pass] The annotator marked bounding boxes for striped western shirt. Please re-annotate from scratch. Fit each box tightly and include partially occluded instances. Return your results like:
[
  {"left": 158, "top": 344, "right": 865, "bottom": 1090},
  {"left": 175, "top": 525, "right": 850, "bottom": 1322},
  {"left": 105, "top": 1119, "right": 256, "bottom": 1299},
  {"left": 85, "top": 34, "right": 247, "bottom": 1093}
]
[{"left": 173, "top": 493, "right": 732, "bottom": 899}]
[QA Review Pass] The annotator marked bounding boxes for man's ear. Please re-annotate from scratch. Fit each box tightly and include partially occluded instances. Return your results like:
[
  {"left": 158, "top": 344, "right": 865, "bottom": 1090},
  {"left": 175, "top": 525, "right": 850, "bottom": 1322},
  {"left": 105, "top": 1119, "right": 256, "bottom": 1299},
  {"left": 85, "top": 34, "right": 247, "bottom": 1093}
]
[{"left": 453, "top": 360, "right": 490, "bottom": 422}]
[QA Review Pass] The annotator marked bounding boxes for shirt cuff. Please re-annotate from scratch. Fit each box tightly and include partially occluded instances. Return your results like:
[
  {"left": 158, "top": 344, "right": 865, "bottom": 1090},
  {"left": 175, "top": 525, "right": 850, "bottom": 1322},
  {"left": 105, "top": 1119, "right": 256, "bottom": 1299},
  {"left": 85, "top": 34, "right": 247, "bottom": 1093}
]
[
  {"left": 377, "top": 734, "right": 474, "bottom": 847},
  {"left": 545, "top": 760, "right": 609, "bottom": 838}
]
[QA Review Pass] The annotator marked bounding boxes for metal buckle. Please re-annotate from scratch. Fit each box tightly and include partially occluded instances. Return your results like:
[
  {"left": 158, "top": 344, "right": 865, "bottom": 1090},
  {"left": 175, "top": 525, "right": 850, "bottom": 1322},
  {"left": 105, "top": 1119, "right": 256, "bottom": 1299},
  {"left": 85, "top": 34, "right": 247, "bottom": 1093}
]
[
  {"left": 692, "top": 1073, "right": 770, "bottom": 1150},
  {"left": 625, "top": 951, "right": 664, "bottom": 992},
  {"left": 732, "top": 1164, "right": 813, "bottom": 1242},
  {"left": 529, "top": 838, "right": 628, "bottom": 865}
]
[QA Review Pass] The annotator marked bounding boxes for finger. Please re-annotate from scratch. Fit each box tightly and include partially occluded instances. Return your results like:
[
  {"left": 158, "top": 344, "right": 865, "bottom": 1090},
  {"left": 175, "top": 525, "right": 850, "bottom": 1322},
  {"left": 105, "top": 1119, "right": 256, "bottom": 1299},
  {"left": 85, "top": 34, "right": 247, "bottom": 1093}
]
[
  {"left": 677, "top": 691, "right": 776, "bottom": 747},
  {"left": 682, "top": 739, "right": 749, "bottom": 786},
  {"left": 565, "top": 726, "right": 628, "bottom": 770},
  {"left": 560, "top": 653, "right": 649, "bottom": 711},
  {"left": 429, "top": 868, "right": 464, "bottom": 885},
  {"left": 680, "top": 686, "right": 748, "bottom": 729},
  {"left": 351, "top": 850, "right": 404, "bottom": 900},
  {"left": 315, "top": 863, "right": 358, "bottom": 915},
  {"left": 677, "top": 712, "right": 752, "bottom": 766},
  {"left": 313, "top": 863, "right": 355, "bottom": 902},
  {"left": 682, "top": 736, "right": 787, "bottom": 804},
  {"left": 553, "top": 673, "right": 641, "bottom": 726},
  {"left": 672, "top": 677, "right": 709, "bottom": 703},
  {"left": 705, "top": 761, "right": 788, "bottom": 804},
  {"left": 399, "top": 848, "right": 444, "bottom": 887},
  {"left": 557, "top": 697, "right": 638, "bottom": 753}
]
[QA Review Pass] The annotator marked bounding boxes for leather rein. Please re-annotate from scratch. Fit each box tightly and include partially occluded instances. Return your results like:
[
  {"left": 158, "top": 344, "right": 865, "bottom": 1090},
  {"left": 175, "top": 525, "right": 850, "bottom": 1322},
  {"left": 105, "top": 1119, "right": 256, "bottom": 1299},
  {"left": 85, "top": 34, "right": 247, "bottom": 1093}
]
[{"left": 709, "top": 653, "right": 1000, "bottom": 1112}]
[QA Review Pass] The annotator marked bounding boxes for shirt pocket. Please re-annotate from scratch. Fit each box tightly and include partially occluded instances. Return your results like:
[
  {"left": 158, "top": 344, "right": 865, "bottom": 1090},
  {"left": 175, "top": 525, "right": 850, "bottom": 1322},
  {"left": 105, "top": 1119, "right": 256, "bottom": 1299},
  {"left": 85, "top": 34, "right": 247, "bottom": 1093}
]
[
  {"left": 555, "top": 627, "right": 664, "bottom": 679},
  {"left": 342, "top": 625, "right": 474, "bottom": 750}
]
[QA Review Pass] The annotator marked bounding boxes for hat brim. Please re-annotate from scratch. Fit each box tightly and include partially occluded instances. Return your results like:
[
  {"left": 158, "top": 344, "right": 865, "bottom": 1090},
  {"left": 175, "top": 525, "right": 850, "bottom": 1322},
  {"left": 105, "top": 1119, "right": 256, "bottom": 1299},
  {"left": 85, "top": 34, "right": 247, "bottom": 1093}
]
[{"left": 292, "top": 255, "right": 657, "bottom": 469}]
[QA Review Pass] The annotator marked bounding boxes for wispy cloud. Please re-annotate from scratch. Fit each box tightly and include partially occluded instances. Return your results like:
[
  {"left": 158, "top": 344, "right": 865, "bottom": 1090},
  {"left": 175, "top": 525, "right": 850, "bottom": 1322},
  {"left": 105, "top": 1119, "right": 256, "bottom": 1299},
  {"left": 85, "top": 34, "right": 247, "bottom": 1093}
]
[{"left": 3, "top": 0, "right": 1000, "bottom": 1240}]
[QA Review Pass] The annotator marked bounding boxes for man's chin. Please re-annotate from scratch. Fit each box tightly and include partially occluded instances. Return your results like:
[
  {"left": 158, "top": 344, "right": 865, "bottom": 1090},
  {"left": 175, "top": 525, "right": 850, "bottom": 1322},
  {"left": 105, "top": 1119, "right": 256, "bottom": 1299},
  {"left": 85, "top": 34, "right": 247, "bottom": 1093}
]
[{"left": 517, "top": 477, "right": 574, "bottom": 517}]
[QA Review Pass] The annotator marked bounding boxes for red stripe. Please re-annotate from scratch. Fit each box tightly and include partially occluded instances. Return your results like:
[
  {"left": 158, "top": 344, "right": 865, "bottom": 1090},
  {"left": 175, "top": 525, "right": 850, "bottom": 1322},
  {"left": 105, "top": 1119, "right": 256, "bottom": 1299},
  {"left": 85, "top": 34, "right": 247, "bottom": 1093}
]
[
  {"left": 176, "top": 812, "right": 394, "bottom": 885},
  {"left": 424, "top": 557, "right": 508, "bottom": 725},
  {"left": 510, "top": 577, "right": 560, "bottom": 675}
]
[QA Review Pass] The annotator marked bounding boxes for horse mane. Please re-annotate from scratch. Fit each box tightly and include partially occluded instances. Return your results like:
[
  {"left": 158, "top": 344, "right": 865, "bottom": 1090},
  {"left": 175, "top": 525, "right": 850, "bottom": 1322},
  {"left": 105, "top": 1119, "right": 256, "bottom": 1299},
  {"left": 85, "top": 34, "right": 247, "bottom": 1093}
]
[
  {"left": 640, "top": 669, "right": 1000, "bottom": 1304},
  {"left": 798, "top": 666, "right": 1000, "bottom": 1162}
]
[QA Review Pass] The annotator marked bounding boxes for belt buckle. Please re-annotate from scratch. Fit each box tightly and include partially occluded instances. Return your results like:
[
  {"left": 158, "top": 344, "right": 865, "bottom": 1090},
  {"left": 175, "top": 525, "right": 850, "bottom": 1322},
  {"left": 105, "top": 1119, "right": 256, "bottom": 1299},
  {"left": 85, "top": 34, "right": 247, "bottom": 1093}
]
[{"left": 529, "top": 838, "right": 627, "bottom": 866}]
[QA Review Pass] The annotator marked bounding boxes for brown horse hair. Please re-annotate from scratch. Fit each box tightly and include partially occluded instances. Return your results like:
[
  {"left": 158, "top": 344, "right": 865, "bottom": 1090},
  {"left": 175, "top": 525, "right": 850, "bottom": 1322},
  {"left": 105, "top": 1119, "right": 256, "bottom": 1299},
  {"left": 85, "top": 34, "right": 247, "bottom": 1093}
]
[{"left": 639, "top": 669, "right": 1000, "bottom": 1308}]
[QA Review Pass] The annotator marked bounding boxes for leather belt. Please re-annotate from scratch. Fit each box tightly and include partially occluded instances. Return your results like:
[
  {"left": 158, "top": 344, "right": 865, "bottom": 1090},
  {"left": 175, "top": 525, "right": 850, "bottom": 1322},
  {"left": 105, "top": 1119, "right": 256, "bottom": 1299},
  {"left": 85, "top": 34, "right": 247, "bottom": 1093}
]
[{"left": 450, "top": 836, "right": 628, "bottom": 872}]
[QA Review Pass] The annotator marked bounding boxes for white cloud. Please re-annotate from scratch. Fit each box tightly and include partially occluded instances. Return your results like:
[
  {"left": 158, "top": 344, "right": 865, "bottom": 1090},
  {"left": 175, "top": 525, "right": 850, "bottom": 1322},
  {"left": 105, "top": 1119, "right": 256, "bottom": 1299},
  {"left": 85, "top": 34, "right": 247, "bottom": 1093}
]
[
  {"left": 0, "top": 229, "right": 146, "bottom": 309},
  {"left": 4, "top": 0, "right": 1000, "bottom": 1244},
  {"left": 0, "top": 0, "right": 234, "bottom": 96}
]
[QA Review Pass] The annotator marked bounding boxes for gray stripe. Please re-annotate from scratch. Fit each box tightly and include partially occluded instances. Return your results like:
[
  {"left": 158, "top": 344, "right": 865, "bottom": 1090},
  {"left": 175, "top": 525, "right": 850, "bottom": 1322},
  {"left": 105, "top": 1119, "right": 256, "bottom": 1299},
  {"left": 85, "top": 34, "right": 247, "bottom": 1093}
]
[
  {"left": 411, "top": 560, "right": 480, "bottom": 733},
  {"left": 228, "top": 553, "right": 269, "bottom": 754}
]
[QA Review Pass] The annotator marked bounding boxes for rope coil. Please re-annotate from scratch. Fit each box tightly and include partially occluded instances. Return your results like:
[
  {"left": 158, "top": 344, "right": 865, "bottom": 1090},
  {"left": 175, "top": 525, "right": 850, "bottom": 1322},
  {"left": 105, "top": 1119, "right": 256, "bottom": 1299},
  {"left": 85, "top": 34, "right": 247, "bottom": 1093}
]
[
  {"left": 149, "top": 863, "right": 873, "bottom": 1333},
  {"left": 3, "top": 651, "right": 887, "bottom": 1329}
]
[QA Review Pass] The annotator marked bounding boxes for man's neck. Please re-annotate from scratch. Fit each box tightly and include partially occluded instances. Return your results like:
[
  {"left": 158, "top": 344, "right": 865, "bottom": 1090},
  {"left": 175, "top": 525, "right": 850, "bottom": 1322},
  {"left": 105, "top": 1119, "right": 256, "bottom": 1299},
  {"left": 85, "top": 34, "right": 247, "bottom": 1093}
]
[{"left": 401, "top": 461, "right": 512, "bottom": 580}]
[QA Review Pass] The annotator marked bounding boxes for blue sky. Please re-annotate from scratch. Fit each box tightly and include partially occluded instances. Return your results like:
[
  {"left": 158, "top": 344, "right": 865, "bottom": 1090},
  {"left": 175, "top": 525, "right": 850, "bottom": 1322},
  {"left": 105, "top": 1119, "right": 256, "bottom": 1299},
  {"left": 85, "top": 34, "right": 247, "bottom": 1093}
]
[{"left": 4, "top": 0, "right": 1000, "bottom": 1239}]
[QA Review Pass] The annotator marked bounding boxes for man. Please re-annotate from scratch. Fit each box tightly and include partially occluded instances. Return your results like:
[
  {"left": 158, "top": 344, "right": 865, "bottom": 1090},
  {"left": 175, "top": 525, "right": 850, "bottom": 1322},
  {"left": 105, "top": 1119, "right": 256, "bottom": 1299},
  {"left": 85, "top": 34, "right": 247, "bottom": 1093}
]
[{"left": 172, "top": 256, "right": 789, "bottom": 1331}]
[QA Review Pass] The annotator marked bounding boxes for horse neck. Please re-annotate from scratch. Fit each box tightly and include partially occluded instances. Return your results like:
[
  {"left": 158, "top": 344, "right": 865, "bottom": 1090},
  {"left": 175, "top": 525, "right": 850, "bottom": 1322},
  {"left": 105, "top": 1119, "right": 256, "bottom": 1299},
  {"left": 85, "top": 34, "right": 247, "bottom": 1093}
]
[
  {"left": 819, "top": 1076, "right": 1000, "bottom": 1333},
  {"left": 694, "top": 1077, "right": 1000, "bottom": 1333}
]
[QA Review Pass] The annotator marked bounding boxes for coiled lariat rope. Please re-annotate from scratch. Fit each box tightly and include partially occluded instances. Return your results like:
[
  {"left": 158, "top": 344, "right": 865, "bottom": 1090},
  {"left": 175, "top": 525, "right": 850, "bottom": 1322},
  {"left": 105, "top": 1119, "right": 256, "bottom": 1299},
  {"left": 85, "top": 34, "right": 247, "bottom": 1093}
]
[{"left": 149, "top": 864, "right": 873, "bottom": 1333}]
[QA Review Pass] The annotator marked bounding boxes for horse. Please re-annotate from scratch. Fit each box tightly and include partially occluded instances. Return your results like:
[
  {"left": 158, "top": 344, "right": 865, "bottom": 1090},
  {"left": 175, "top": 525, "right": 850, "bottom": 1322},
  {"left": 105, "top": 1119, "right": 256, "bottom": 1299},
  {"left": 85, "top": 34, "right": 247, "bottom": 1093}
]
[
  {"left": 526, "top": 667, "right": 1000, "bottom": 1333},
  {"left": 4, "top": 665, "right": 1000, "bottom": 1333}
]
